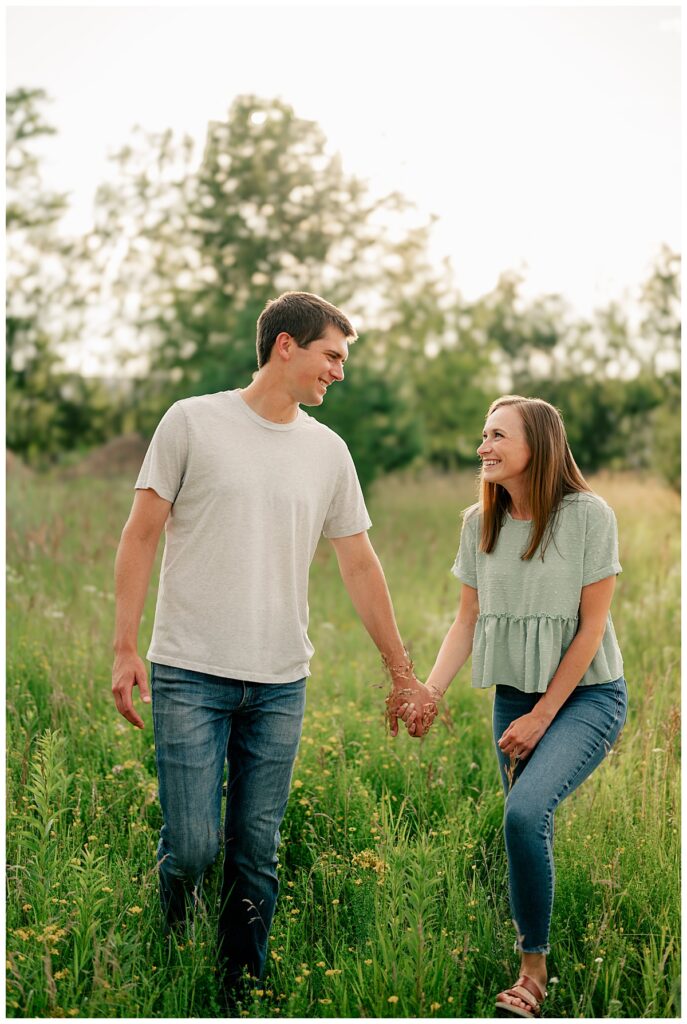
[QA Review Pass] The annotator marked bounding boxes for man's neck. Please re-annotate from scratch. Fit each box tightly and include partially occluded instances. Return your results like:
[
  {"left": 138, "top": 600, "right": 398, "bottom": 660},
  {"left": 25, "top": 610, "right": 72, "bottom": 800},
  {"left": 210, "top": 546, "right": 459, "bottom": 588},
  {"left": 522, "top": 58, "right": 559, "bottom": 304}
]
[{"left": 239, "top": 375, "right": 299, "bottom": 424}]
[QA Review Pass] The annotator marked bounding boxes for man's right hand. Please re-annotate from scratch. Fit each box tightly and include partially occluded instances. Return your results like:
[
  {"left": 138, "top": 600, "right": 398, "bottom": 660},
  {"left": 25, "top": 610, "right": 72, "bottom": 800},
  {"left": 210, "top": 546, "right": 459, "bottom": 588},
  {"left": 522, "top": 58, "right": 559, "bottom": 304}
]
[
  {"left": 387, "top": 676, "right": 438, "bottom": 739},
  {"left": 112, "top": 652, "right": 151, "bottom": 729}
]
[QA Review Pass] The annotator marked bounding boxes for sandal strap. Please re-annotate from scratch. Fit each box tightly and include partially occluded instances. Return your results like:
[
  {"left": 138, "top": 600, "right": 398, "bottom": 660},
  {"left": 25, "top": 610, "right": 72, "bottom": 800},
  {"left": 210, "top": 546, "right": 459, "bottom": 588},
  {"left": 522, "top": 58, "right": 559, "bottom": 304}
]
[{"left": 504, "top": 974, "right": 546, "bottom": 1007}]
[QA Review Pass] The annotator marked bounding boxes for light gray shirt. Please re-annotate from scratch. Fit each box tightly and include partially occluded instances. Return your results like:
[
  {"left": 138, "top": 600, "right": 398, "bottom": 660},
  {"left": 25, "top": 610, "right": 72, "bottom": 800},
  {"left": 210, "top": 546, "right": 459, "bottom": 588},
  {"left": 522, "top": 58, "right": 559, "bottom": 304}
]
[
  {"left": 453, "top": 491, "right": 624, "bottom": 693},
  {"left": 136, "top": 390, "right": 371, "bottom": 683}
]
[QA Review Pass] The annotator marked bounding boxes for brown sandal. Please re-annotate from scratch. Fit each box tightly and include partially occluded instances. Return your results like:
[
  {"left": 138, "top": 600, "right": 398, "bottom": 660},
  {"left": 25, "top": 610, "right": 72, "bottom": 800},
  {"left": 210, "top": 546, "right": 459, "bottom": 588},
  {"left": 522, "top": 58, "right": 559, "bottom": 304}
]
[{"left": 495, "top": 974, "right": 547, "bottom": 1018}]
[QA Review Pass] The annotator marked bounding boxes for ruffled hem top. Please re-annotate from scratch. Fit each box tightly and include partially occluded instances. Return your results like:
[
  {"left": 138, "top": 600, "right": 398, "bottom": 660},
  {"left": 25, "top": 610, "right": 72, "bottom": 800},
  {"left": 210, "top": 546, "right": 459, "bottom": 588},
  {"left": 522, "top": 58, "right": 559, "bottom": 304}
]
[{"left": 452, "top": 492, "right": 623, "bottom": 694}]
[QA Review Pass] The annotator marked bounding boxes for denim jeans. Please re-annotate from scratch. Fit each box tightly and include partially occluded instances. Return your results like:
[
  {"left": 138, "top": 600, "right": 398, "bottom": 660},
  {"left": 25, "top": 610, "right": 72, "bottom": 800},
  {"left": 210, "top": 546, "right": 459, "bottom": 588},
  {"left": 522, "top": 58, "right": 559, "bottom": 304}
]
[
  {"left": 151, "top": 662, "right": 306, "bottom": 986},
  {"left": 492, "top": 677, "right": 627, "bottom": 954}
]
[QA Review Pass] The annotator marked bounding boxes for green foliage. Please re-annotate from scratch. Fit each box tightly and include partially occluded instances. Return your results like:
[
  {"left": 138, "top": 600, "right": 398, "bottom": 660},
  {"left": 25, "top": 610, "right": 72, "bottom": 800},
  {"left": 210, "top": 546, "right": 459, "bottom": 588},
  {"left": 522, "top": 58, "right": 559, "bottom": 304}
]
[
  {"left": 4, "top": 89, "right": 681, "bottom": 492},
  {"left": 414, "top": 326, "right": 498, "bottom": 469},
  {"left": 84, "top": 94, "right": 448, "bottom": 486},
  {"left": 6, "top": 88, "right": 112, "bottom": 463},
  {"left": 308, "top": 357, "right": 423, "bottom": 491}
]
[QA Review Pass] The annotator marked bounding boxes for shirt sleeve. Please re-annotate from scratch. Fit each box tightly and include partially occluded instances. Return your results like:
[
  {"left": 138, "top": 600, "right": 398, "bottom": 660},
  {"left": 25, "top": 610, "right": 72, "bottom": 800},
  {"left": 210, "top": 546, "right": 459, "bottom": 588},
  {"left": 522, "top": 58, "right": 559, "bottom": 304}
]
[
  {"left": 322, "top": 446, "right": 372, "bottom": 539},
  {"left": 582, "top": 499, "right": 622, "bottom": 586},
  {"left": 135, "top": 402, "right": 188, "bottom": 504},
  {"left": 451, "top": 512, "right": 478, "bottom": 588}
]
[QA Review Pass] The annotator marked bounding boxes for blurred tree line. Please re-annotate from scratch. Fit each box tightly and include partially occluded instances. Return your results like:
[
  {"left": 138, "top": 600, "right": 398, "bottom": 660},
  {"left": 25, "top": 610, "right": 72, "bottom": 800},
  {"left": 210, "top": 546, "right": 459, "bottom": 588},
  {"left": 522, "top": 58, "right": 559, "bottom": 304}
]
[{"left": 6, "top": 88, "right": 681, "bottom": 490}]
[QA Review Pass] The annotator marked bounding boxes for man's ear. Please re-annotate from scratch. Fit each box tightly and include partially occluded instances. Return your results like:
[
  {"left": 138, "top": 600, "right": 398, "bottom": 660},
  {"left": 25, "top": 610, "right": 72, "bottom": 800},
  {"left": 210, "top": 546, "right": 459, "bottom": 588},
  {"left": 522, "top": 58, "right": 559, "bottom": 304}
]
[{"left": 274, "top": 332, "right": 294, "bottom": 361}]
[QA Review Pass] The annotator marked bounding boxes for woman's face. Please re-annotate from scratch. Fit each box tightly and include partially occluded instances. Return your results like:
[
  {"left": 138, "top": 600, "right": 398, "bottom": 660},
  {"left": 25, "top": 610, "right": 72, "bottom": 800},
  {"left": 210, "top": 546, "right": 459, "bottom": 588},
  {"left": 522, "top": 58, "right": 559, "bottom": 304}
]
[{"left": 477, "top": 405, "right": 531, "bottom": 491}]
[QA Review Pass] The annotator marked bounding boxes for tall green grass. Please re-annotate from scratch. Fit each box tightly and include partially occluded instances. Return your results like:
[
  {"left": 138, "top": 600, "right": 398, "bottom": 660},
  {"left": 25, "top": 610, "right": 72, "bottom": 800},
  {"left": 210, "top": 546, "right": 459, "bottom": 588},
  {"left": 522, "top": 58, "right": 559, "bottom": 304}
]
[{"left": 6, "top": 468, "right": 680, "bottom": 1017}]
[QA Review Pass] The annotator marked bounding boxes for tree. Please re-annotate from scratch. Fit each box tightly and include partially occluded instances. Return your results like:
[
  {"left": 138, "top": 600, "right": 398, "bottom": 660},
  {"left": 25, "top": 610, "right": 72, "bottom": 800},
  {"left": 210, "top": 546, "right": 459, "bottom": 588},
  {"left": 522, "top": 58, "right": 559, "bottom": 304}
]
[
  {"left": 6, "top": 88, "right": 107, "bottom": 462},
  {"left": 88, "top": 95, "right": 445, "bottom": 483}
]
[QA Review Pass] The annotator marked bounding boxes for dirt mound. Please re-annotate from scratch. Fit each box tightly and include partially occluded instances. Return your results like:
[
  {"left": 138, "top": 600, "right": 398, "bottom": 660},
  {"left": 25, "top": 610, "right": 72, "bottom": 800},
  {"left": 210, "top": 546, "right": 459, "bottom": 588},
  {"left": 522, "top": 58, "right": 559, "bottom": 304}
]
[
  {"left": 6, "top": 449, "right": 33, "bottom": 478},
  {"left": 64, "top": 434, "right": 150, "bottom": 479}
]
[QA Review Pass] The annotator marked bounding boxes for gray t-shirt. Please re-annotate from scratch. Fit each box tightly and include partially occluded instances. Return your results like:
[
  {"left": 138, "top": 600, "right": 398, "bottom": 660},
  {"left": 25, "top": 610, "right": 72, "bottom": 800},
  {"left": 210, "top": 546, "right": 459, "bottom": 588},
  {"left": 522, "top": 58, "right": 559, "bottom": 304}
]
[
  {"left": 452, "top": 491, "right": 624, "bottom": 693},
  {"left": 135, "top": 390, "right": 371, "bottom": 683}
]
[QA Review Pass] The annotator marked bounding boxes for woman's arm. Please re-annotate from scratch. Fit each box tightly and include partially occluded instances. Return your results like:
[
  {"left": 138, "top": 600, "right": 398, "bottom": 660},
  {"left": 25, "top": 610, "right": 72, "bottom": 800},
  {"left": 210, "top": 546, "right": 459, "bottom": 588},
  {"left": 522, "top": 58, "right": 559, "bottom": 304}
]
[
  {"left": 399, "top": 584, "right": 478, "bottom": 734},
  {"left": 498, "top": 575, "right": 617, "bottom": 757},
  {"left": 426, "top": 584, "right": 480, "bottom": 698}
]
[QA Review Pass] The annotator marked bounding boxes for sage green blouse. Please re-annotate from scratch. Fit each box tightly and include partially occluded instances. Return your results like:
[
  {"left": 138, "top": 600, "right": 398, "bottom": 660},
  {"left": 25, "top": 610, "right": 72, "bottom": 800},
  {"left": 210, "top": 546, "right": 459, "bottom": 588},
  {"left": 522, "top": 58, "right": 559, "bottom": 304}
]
[{"left": 452, "top": 491, "right": 624, "bottom": 693}]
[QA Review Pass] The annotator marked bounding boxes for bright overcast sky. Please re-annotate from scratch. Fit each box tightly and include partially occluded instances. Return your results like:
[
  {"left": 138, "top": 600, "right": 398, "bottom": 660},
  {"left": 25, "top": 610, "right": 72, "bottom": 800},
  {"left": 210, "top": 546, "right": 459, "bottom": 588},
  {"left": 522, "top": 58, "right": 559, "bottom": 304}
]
[{"left": 6, "top": 3, "right": 682, "bottom": 320}]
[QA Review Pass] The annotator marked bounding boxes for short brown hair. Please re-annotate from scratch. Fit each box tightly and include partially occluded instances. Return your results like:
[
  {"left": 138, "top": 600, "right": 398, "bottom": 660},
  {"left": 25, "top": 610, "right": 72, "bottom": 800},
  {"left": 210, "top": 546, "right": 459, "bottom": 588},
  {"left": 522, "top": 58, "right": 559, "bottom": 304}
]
[
  {"left": 480, "top": 395, "right": 590, "bottom": 560},
  {"left": 256, "top": 291, "right": 357, "bottom": 368}
]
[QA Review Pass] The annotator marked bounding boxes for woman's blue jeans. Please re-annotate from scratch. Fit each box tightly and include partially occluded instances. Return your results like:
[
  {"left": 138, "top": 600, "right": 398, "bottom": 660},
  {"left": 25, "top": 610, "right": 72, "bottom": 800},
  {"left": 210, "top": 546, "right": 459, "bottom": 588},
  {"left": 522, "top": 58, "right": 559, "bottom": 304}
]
[
  {"left": 151, "top": 662, "right": 306, "bottom": 986},
  {"left": 492, "top": 677, "right": 627, "bottom": 954}
]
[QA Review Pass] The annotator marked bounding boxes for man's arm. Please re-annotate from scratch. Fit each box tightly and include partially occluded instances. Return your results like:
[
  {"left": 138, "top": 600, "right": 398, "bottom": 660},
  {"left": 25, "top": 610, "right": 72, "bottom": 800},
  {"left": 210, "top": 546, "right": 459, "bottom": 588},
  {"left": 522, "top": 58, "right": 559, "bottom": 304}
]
[
  {"left": 329, "top": 531, "right": 437, "bottom": 738},
  {"left": 112, "top": 488, "right": 171, "bottom": 729}
]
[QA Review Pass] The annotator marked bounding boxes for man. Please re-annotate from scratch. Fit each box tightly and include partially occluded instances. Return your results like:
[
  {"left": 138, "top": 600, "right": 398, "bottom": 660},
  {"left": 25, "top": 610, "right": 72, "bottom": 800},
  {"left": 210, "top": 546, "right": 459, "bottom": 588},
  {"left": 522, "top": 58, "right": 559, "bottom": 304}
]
[{"left": 111, "top": 291, "right": 436, "bottom": 1005}]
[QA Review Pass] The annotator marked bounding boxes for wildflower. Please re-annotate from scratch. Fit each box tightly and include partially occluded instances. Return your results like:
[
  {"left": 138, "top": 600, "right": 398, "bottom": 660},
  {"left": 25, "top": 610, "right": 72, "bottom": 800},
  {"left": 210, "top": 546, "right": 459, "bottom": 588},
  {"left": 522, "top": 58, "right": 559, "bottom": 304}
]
[
  {"left": 127, "top": 906, "right": 143, "bottom": 915},
  {"left": 364, "top": 959, "right": 373, "bottom": 965},
  {"left": 325, "top": 968, "right": 341, "bottom": 976},
  {"left": 316, "top": 961, "right": 326, "bottom": 968},
  {"left": 293, "top": 779, "right": 304, "bottom": 788},
  {"left": 331, "top": 898, "right": 340, "bottom": 905},
  {"left": 101, "top": 887, "right": 113, "bottom": 893},
  {"left": 388, "top": 995, "right": 399, "bottom": 1004},
  {"left": 295, "top": 976, "right": 303, "bottom": 984},
  {"left": 54, "top": 969, "right": 70, "bottom": 980},
  {"left": 22, "top": 903, "right": 32, "bottom": 912},
  {"left": 430, "top": 1002, "right": 441, "bottom": 1010},
  {"left": 318, "top": 998, "right": 332, "bottom": 1005},
  {"left": 594, "top": 957, "right": 604, "bottom": 963}
]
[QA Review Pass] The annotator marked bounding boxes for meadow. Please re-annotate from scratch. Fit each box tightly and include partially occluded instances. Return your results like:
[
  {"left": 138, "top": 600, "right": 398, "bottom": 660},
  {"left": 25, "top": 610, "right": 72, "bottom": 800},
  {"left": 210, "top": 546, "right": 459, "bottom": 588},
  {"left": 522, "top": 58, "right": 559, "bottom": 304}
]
[{"left": 6, "top": 467, "right": 680, "bottom": 1018}]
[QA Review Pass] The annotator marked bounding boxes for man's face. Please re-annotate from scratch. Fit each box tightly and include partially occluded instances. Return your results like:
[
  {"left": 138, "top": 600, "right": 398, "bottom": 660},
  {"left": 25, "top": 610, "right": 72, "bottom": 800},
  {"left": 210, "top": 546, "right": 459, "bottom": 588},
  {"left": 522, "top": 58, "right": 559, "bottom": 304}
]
[{"left": 287, "top": 325, "right": 349, "bottom": 406}]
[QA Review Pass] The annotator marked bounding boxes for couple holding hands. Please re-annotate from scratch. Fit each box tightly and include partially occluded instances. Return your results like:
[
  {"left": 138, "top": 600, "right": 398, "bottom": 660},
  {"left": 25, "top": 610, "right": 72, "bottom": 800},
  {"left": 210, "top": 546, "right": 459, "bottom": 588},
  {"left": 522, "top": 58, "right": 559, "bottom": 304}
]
[{"left": 112, "top": 291, "right": 626, "bottom": 1017}]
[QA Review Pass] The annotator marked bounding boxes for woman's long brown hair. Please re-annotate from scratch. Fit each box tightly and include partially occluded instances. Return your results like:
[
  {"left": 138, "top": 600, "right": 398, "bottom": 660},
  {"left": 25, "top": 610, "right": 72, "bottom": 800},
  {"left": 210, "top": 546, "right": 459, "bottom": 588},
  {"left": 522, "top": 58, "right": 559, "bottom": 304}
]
[{"left": 480, "top": 395, "right": 590, "bottom": 560}]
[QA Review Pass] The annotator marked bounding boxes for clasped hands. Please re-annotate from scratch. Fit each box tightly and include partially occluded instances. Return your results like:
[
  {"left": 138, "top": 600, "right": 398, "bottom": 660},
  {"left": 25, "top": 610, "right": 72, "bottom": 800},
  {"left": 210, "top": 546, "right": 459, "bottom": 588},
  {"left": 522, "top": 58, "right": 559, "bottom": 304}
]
[{"left": 386, "top": 674, "right": 441, "bottom": 739}]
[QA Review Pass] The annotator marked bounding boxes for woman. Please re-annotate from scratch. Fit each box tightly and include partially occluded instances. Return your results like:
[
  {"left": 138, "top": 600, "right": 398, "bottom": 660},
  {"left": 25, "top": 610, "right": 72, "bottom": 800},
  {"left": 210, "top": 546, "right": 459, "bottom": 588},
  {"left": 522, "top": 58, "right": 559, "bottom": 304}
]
[{"left": 401, "top": 395, "right": 627, "bottom": 1018}]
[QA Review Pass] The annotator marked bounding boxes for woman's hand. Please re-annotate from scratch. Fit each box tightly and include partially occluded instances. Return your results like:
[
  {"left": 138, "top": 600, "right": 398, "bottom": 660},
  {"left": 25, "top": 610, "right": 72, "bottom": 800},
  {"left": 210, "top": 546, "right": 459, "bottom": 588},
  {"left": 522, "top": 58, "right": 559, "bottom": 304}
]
[
  {"left": 395, "top": 684, "right": 442, "bottom": 737},
  {"left": 497, "top": 709, "right": 552, "bottom": 759}
]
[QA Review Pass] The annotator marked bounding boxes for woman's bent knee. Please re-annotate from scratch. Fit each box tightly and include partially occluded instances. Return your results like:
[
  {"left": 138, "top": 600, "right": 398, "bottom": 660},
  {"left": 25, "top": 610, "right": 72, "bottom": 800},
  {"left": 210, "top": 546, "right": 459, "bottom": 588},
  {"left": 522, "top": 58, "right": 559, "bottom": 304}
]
[{"left": 504, "top": 794, "right": 549, "bottom": 839}]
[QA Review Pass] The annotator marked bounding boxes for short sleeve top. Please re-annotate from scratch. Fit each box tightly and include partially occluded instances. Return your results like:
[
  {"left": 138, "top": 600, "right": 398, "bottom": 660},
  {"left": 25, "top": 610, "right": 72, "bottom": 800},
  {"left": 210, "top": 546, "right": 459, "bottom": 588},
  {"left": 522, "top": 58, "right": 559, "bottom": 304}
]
[
  {"left": 452, "top": 491, "right": 623, "bottom": 693},
  {"left": 135, "top": 391, "right": 371, "bottom": 684}
]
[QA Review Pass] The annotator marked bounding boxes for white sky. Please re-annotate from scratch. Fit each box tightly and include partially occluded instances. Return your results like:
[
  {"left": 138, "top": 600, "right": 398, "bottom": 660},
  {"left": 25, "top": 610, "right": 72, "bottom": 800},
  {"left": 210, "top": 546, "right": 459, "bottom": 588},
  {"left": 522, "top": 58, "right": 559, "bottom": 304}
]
[{"left": 6, "top": 4, "right": 682, "bottom": 327}]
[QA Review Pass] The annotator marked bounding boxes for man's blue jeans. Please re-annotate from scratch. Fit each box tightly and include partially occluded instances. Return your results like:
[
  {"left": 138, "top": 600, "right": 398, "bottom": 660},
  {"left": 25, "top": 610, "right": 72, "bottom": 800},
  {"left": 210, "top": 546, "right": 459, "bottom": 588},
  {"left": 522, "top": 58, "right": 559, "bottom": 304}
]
[
  {"left": 492, "top": 677, "right": 627, "bottom": 954},
  {"left": 151, "top": 662, "right": 306, "bottom": 986}
]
